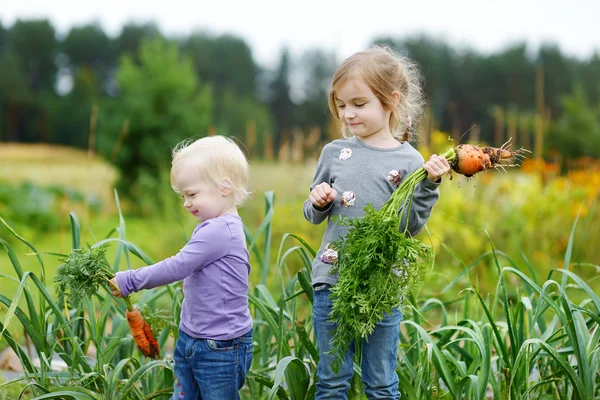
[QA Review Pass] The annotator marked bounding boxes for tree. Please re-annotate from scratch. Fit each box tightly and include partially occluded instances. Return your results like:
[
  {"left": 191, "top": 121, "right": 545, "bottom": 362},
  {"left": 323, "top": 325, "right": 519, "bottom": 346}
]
[
  {"left": 373, "top": 36, "right": 461, "bottom": 138},
  {"left": 579, "top": 52, "right": 600, "bottom": 106},
  {"left": 0, "top": 22, "right": 6, "bottom": 56},
  {"left": 1, "top": 20, "right": 58, "bottom": 143},
  {"left": 0, "top": 51, "right": 31, "bottom": 141},
  {"left": 547, "top": 87, "right": 600, "bottom": 170},
  {"left": 537, "top": 44, "right": 576, "bottom": 117},
  {"left": 62, "top": 23, "right": 115, "bottom": 96},
  {"left": 183, "top": 32, "right": 262, "bottom": 139},
  {"left": 116, "top": 23, "right": 161, "bottom": 61},
  {"left": 9, "top": 19, "right": 57, "bottom": 92},
  {"left": 295, "top": 48, "right": 336, "bottom": 139},
  {"left": 218, "top": 88, "right": 273, "bottom": 158},
  {"left": 47, "top": 24, "right": 117, "bottom": 148},
  {"left": 102, "top": 37, "right": 213, "bottom": 211},
  {"left": 374, "top": 36, "right": 455, "bottom": 117},
  {"left": 268, "top": 48, "right": 295, "bottom": 152},
  {"left": 184, "top": 33, "right": 256, "bottom": 98}
]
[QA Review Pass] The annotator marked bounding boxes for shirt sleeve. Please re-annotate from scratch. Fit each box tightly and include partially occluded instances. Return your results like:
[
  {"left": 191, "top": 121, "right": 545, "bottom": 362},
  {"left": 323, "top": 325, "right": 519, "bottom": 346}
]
[
  {"left": 303, "top": 145, "right": 334, "bottom": 225},
  {"left": 115, "top": 219, "right": 231, "bottom": 296},
  {"left": 398, "top": 157, "right": 441, "bottom": 236}
]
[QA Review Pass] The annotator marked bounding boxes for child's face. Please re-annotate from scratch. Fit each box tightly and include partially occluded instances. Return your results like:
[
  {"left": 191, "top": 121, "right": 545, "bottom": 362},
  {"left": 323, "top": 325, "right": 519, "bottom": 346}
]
[
  {"left": 334, "top": 77, "right": 392, "bottom": 142},
  {"left": 173, "top": 165, "right": 234, "bottom": 222}
]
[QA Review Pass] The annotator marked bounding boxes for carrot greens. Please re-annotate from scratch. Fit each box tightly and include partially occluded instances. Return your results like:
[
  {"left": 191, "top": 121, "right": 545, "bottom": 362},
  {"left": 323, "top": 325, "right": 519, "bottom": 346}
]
[{"left": 327, "top": 143, "right": 526, "bottom": 371}]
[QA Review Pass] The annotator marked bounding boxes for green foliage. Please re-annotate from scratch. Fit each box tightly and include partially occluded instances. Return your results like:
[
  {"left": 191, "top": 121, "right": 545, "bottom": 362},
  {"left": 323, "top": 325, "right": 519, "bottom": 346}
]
[
  {"left": 54, "top": 243, "right": 113, "bottom": 306},
  {"left": 547, "top": 87, "right": 600, "bottom": 168},
  {"left": 0, "top": 181, "right": 93, "bottom": 243},
  {"left": 217, "top": 88, "right": 273, "bottom": 157},
  {"left": 0, "top": 181, "right": 61, "bottom": 234},
  {"left": 0, "top": 22, "right": 5, "bottom": 52},
  {"left": 184, "top": 33, "right": 257, "bottom": 98},
  {"left": 0, "top": 208, "right": 175, "bottom": 399},
  {"left": 2, "top": 17, "right": 600, "bottom": 163},
  {"left": 137, "top": 304, "right": 177, "bottom": 337},
  {"left": 326, "top": 148, "right": 457, "bottom": 370},
  {"left": 116, "top": 23, "right": 162, "bottom": 61},
  {"left": 0, "top": 50, "right": 29, "bottom": 103},
  {"left": 268, "top": 48, "right": 295, "bottom": 151},
  {"left": 0, "top": 373, "right": 28, "bottom": 399},
  {"left": 295, "top": 49, "right": 336, "bottom": 136},
  {"left": 8, "top": 19, "right": 57, "bottom": 93},
  {"left": 181, "top": 33, "right": 274, "bottom": 154},
  {"left": 329, "top": 206, "right": 434, "bottom": 370},
  {"left": 105, "top": 37, "right": 213, "bottom": 209},
  {"left": 1, "top": 189, "right": 600, "bottom": 398},
  {"left": 62, "top": 23, "right": 114, "bottom": 81}
]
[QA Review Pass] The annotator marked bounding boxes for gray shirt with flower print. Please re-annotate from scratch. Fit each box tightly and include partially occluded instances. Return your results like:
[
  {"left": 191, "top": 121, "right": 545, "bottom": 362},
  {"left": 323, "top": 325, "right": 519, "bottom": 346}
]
[{"left": 302, "top": 136, "right": 441, "bottom": 287}]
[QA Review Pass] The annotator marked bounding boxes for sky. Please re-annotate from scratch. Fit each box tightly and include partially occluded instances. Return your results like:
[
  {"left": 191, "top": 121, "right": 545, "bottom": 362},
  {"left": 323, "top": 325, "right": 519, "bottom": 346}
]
[{"left": 2, "top": 0, "right": 600, "bottom": 69}]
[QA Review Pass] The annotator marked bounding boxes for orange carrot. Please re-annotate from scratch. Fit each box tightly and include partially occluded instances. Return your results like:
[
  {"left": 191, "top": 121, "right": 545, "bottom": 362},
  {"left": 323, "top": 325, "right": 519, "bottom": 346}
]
[
  {"left": 143, "top": 320, "right": 161, "bottom": 359},
  {"left": 380, "top": 139, "right": 529, "bottom": 217},
  {"left": 452, "top": 141, "right": 528, "bottom": 177},
  {"left": 126, "top": 309, "right": 158, "bottom": 358}
]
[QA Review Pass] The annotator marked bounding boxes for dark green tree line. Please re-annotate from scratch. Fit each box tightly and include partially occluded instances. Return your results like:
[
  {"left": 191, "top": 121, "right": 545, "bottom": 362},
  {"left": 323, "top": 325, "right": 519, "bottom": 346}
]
[{"left": 0, "top": 18, "right": 599, "bottom": 200}]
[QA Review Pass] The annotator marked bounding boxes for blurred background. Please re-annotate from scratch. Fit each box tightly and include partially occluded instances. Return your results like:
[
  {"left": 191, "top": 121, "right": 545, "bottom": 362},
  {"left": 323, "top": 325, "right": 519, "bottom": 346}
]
[{"left": 1, "top": 0, "right": 599, "bottom": 298}]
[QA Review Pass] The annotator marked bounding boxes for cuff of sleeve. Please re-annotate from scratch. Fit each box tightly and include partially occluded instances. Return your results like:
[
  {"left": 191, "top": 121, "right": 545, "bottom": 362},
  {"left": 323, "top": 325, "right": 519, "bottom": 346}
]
[
  {"left": 420, "top": 177, "right": 442, "bottom": 190},
  {"left": 115, "top": 271, "right": 132, "bottom": 297},
  {"left": 313, "top": 202, "right": 334, "bottom": 214}
]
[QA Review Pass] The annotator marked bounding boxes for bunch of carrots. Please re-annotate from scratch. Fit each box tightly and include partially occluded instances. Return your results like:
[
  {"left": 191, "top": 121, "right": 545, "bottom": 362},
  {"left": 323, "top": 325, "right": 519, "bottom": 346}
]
[
  {"left": 327, "top": 140, "right": 529, "bottom": 370},
  {"left": 54, "top": 244, "right": 163, "bottom": 359}
]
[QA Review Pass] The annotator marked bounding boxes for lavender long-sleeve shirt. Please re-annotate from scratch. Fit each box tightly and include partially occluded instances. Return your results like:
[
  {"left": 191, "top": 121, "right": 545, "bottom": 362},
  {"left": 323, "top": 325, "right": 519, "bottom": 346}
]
[{"left": 115, "top": 214, "right": 252, "bottom": 340}]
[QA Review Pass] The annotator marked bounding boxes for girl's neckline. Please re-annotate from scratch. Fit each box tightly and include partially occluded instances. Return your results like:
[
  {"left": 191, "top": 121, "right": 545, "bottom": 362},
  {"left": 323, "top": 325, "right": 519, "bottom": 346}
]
[
  {"left": 349, "top": 136, "right": 405, "bottom": 151},
  {"left": 199, "top": 213, "right": 241, "bottom": 226}
]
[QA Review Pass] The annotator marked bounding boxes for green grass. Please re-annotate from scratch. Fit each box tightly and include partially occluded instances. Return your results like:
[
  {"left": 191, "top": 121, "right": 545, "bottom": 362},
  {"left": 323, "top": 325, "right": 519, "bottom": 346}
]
[{"left": 1, "top": 191, "right": 599, "bottom": 399}]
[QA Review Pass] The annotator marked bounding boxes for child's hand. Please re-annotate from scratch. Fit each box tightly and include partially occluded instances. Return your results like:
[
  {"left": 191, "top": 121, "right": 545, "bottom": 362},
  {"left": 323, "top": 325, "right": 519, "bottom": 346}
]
[
  {"left": 424, "top": 154, "right": 451, "bottom": 182},
  {"left": 108, "top": 278, "right": 123, "bottom": 298},
  {"left": 309, "top": 182, "right": 337, "bottom": 210}
]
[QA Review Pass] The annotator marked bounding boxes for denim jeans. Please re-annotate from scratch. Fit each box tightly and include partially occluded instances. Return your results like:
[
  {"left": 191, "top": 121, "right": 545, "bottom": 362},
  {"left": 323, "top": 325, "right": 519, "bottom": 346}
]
[
  {"left": 171, "top": 328, "right": 253, "bottom": 400},
  {"left": 313, "top": 285, "right": 403, "bottom": 399}
]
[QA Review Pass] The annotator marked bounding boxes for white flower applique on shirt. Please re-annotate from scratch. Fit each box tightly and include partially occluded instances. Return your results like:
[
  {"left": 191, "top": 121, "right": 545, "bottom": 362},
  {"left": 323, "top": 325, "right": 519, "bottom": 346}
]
[
  {"left": 387, "top": 169, "right": 402, "bottom": 186},
  {"left": 339, "top": 148, "right": 352, "bottom": 161},
  {"left": 340, "top": 191, "right": 356, "bottom": 207},
  {"left": 320, "top": 243, "right": 338, "bottom": 264}
]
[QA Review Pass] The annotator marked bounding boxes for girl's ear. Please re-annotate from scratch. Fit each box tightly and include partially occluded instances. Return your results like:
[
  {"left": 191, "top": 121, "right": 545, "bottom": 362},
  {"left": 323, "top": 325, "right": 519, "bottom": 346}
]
[
  {"left": 219, "top": 178, "right": 233, "bottom": 197},
  {"left": 391, "top": 90, "right": 401, "bottom": 106}
]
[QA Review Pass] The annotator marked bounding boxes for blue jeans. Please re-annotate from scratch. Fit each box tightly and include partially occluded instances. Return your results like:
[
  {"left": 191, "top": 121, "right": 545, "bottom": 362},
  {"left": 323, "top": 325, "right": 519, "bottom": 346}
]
[
  {"left": 171, "top": 328, "right": 253, "bottom": 400},
  {"left": 313, "top": 285, "right": 403, "bottom": 399}
]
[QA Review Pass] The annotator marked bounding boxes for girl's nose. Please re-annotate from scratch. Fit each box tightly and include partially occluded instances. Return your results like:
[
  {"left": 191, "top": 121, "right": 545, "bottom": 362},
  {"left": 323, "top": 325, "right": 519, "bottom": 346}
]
[{"left": 183, "top": 199, "right": 192, "bottom": 208}]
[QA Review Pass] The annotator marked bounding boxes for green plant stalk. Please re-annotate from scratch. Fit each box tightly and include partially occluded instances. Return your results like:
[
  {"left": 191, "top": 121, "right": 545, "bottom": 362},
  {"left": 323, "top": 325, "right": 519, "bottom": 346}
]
[
  {"left": 107, "top": 273, "right": 134, "bottom": 312},
  {"left": 380, "top": 146, "right": 457, "bottom": 226}
]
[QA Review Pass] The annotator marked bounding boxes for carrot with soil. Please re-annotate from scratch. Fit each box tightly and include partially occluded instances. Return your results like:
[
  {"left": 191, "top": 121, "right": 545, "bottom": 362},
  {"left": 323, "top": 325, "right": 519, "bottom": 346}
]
[
  {"left": 327, "top": 140, "right": 528, "bottom": 370},
  {"left": 54, "top": 244, "right": 166, "bottom": 359}
]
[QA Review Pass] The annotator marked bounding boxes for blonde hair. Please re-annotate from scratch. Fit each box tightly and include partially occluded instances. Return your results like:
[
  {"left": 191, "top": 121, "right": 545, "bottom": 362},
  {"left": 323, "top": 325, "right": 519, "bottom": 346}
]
[
  {"left": 170, "top": 135, "right": 250, "bottom": 206},
  {"left": 328, "top": 45, "right": 425, "bottom": 142}
]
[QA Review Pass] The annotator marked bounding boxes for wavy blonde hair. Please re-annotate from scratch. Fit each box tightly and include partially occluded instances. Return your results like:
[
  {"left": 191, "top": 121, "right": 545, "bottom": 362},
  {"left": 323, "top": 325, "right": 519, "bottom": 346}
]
[
  {"left": 328, "top": 45, "right": 425, "bottom": 142},
  {"left": 170, "top": 135, "right": 250, "bottom": 206}
]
